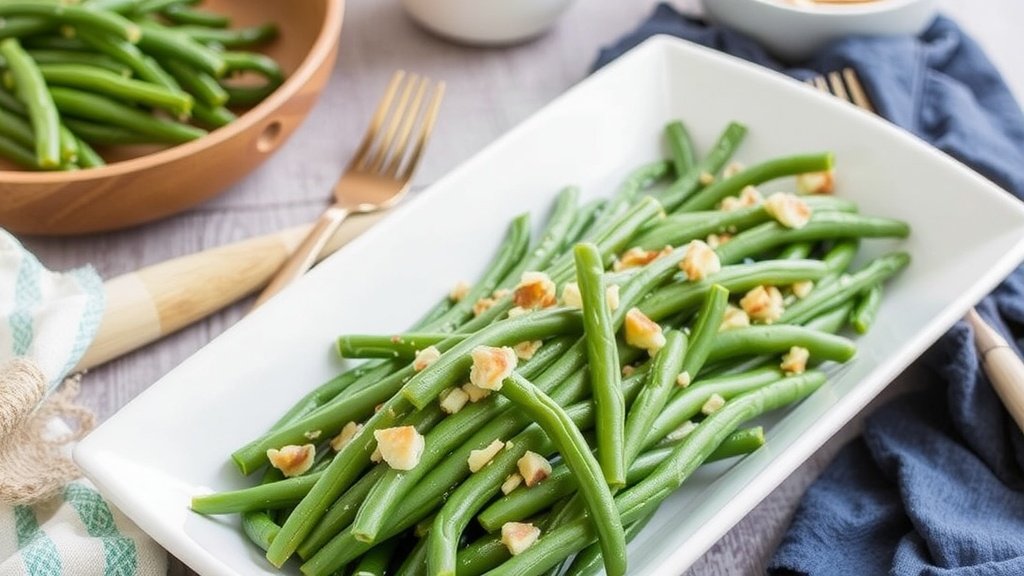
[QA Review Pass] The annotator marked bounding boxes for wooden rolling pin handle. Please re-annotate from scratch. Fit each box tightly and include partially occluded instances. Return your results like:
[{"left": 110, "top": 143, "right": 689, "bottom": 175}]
[{"left": 966, "top": 308, "right": 1024, "bottom": 434}]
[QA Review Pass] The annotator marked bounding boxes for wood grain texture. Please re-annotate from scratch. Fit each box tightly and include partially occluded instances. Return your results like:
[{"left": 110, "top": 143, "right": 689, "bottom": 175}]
[{"left": 19, "top": 0, "right": 1022, "bottom": 574}]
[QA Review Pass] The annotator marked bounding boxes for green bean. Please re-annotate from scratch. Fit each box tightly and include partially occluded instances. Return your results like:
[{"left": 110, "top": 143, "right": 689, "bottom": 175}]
[
  {"left": 818, "top": 238, "right": 860, "bottom": 284},
  {"left": 63, "top": 117, "right": 153, "bottom": 145},
  {"left": 457, "top": 536, "right": 510, "bottom": 576},
  {"left": 242, "top": 509, "right": 280, "bottom": 552},
  {"left": 191, "top": 472, "right": 322, "bottom": 514},
  {"left": 679, "top": 152, "right": 834, "bottom": 211},
  {"left": 0, "top": 39, "right": 60, "bottom": 168},
  {"left": 395, "top": 537, "right": 429, "bottom": 576},
  {"left": 137, "top": 20, "right": 226, "bottom": 76},
  {"left": 176, "top": 23, "right": 279, "bottom": 49},
  {"left": 0, "top": 105, "right": 33, "bottom": 148},
  {"left": 664, "top": 120, "right": 695, "bottom": 178},
  {"left": 659, "top": 122, "right": 747, "bottom": 211},
  {"left": 0, "top": 17, "right": 52, "bottom": 40},
  {"left": 850, "top": 284, "right": 882, "bottom": 334},
  {"left": 56, "top": 122, "right": 79, "bottom": 163},
  {"left": 586, "top": 161, "right": 670, "bottom": 234},
  {"left": 76, "top": 30, "right": 175, "bottom": 88},
  {"left": 163, "top": 59, "right": 227, "bottom": 107},
  {"left": 0, "top": 3, "right": 141, "bottom": 42},
  {"left": 49, "top": 87, "right": 206, "bottom": 143},
  {"left": 353, "top": 539, "right": 398, "bottom": 576},
  {"left": 679, "top": 284, "right": 730, "bottom": 383},
  {"left": 0, "top": 84, "right": 25, "bottom": 113},
  {"left": 133, "top": 0, "right": 198, "bottom": 13},
  {"left": 38, "top": 63, "right": 193, "bottom": 116},
  {"left": 640, "top": 259, "right": 829, "bottom": 322},
  {"left": 162, "top": 5, "right": 230, "bottom": 27},
  {"left": 85, "top": 0, "right": 142, "bottom": 13},
  {"left": 19, "top": 36, "right": 88, "bottom": 51},
  {"left": 220, "top": 51, "right": 285, "bottom": 107},
  {"left": 191, "top": 100, "right": 235, "bottom": 128},
  {"left": 806, "top": 300, "right": 856, "bottom": 335},
  {"left": 574, "top": 242, "right": 625, "bottom": 486},
  {"left": 779, "top": 241, "right": 815, "bottom": 260},
  {"left": 780, "top": 252, "right": 910, "bottom": 325},
  {"left": 476, "top": 425, "right": 762, "bottom": 533},
  {"left": 623, "top": 329, "right": 687, "bottom": 464},
  {"left": 708, "top": 325, "right": 856, "bottom": 365},
  {"left": 500, "top": 186, "right": 579, "bottom": 285},
  {"left": 25, "top": 50, "right": 131, "bottom": 77},
  {"left": 563, "top": 198, "right": 605, "bottom": 249},
  {"left": 0, "top": 133, "right": 38, "bottom": 169},
  {"left": 73, "top": 135, "right": 103, "bottom": 168},
  {"left": 335, "top": 332, "right": 456, "bottom": 360},
  {"left": 497, "top": 373, "right": 625, "bottom": 576},
  {"left": 564, "top": 509, "right": 657, "bottom": 576},
  {"left": 488, "top": 372, "right": 826, "bottom": 575}
]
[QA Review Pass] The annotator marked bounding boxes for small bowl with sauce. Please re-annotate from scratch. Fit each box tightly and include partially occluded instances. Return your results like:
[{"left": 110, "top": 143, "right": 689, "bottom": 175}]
[{"left": 703, "top": 0, "right": 938, "bottom": 62}]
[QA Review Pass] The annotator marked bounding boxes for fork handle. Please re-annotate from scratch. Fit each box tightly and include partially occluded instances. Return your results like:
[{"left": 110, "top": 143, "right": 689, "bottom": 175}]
[
  {"left": 252, "top": 204, "right": 352, "bottom": 310},
  {"left": 966, "top": 308, "right": 1024, "bottom": 434}
]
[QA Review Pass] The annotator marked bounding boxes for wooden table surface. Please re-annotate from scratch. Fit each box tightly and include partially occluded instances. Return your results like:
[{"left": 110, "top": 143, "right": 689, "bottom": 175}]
[{"left": 21, "top": 1, "right": 1023, "bottom": 574}]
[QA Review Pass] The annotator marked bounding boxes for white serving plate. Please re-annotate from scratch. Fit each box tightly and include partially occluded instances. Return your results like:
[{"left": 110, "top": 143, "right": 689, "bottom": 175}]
[{"left": 76, "top": 36, "right": 1024, "bottom": 576}]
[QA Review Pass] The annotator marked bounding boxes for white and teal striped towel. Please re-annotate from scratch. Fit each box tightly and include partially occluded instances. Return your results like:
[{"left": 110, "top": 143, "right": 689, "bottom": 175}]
[{"left": 0, "top": 230, "right": 165, "bottom": 575}]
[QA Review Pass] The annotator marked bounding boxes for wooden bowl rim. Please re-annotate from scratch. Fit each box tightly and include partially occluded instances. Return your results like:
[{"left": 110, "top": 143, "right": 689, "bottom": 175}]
[{"left": 0, "top": 0, "right": 344, "bottom": 184}]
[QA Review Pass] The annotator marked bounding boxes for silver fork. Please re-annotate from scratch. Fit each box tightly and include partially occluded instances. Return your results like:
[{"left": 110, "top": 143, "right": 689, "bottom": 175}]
[
  {"left": 253, "top": 71, "right": 445, "bottom": 309},
  {"left": 809, "top": 67, "right": 1024, "bottom": 433}
]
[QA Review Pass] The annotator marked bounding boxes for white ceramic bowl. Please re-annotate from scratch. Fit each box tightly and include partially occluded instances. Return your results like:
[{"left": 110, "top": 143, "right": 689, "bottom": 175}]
[
  {"left": 400, "top": 0, "right": 573, "bottom": 45},
  {"left": 703, "top": 0, "right": 938, "bottom": 62}
]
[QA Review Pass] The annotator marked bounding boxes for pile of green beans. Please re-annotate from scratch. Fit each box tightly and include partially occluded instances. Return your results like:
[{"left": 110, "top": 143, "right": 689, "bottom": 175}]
[
  {"left": 190, "top": 118, "right": 912, "bottom": 576},
  {"left": 0, "top": 0, "right": 282, "bottom": 171}
]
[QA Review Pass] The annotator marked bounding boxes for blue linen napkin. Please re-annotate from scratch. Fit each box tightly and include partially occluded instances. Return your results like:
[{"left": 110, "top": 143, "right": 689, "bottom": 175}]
[{"left": 596, "top": 5, "right": 1024, "bottom": 575}]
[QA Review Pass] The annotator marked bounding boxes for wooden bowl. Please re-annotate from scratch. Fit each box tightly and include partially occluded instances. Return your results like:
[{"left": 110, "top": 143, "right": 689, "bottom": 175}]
[{"left": 0, "top": 0, "right": 344, "bottom": 236}]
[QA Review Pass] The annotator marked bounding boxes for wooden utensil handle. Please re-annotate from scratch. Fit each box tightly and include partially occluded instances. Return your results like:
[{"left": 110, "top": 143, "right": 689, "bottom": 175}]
[
  {"left": 76, "top": 211, "right": 385, "bottom": 371},
  {"left": 966, "top": 308, "right": 1024, "bottom": 434}
]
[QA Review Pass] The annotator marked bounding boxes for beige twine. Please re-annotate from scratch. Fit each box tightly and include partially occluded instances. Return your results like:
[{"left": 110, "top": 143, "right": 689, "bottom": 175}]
[{"left": 0, "top": 358, "right": 95, "bottom": 505}]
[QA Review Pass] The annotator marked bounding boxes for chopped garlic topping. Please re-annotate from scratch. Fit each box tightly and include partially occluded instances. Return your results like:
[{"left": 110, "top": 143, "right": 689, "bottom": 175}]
[
  {"left": 701, "top": 393, "right": 726, "bottom": 415},
  {"left": 625, "top": 307, "right": 666, "bottom": 355},
  {"left": 440, "top": 387, "right": 470, "bottom": 414},
  {"left": 699, "top": 171, "right": 715, "bottom": 185},
  {"left": 606, "top": 284, "right": 621, "bottom": 312},
  {"left": 468, "top": 439, "right": 505, "bottom": 472},
  {"left": 719, "top": 304, "right": 752, "bottom": 331},
  {"left": 501, "top": 473, "right": 524, "bottom": 495},
  {"left": 470, "top": 346, "right": 518, "bottom": 391},
  {"left": 473, "top": 297, "right": 497, "bottom": 317},
  {"left": 373, "top": 426, "right": 425, "bottom": 471},
  {"left": 501, "top": 522, "right": 541, "bottom": 556},
  {"left": 413, "top": 345, "right": 441, "bottom": 371},
  {"left": 676, "top": 371, "right": 691, "bottom": 388},
  {"left": 462, "top": 381, "right": 491, "bottom": 403},
  {"left": 331, "top": 422, "right": 362, "bottom": 451},
  {"left": 450, "top": 281, "right": 471, "bottom": 302},
  {"left": 680, "top": 240, "right": 721, "bottom": 282},
  {"left": 514, "top": 271, "right": 557, "bottom": 309},
  {"left": 267, "top": 444, "right": 316, "bottom": 477},
  {"left": 517, "top": 451, "right": 552, "bottom": 486},
  {"left": 740, "top": 285, "right": 785, "bottom": 324},
  {"left": 792, "top": 280, "right": 814, "bottom": 299},
  {"left": 666, "top": 420, "right": 697, "bottom": 441},
  {"left": 513, "top": 340, "right": 543, "bottom": 360},
  {"left": 781, "top": 346, "right": 810, "bottom": 375},
  {"left": 797, "top": 169, "right": 835, "bottom": 194},
  {"left": 764, "top": 192, "right": 812, "bottom": 229},
  {"left": 561, "top": 282, "right": 582, "bottom": 308}
]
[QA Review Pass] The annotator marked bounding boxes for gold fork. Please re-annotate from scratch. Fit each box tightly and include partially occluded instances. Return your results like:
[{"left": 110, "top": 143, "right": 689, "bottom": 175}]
[
  {"left": 253, "top": 71, "right": 446, "bottom": 309},
  {"left": 809, "top": 68, "right": 1024, "bottom": 433}
]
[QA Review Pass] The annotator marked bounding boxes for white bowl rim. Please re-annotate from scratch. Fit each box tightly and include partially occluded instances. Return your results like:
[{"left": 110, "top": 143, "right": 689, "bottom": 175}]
[{"left": 745, "top": 0, "right": 931, "bottom": 16}]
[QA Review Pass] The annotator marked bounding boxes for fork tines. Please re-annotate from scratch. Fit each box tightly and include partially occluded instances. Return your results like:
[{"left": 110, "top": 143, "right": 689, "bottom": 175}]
[{"left": 805, "top": 66, "right": 875, "bottom": 113}]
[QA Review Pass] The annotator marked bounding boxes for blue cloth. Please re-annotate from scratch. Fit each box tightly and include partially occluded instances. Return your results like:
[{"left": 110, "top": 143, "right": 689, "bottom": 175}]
[{"left": 596, "top": 5, "right": 1024, "bottom": 575}]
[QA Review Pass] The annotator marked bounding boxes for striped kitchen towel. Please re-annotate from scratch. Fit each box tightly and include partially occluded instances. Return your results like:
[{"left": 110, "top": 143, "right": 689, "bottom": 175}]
[{"left": 0, "top": 230, "right": 165, "bottom": 574}]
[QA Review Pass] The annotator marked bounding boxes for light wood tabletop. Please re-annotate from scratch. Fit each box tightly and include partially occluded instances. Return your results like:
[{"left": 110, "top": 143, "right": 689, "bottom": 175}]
[{"left": 20, "top": 1, "right": 1023, "bottom": 574}]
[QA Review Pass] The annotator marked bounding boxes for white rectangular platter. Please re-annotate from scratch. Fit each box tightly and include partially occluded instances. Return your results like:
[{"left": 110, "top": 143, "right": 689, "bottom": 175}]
[{"left": 76, "top": 36, "right": 1024, "bottom": 576}]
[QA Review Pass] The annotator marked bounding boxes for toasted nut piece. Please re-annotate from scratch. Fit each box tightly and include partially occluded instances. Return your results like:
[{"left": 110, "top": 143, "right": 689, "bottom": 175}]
[
  {"left": 561, "top": 282, "right": 582, "bottom": 309},
  {"left": 440, "top": 387, "right": 470, "bottom": 414},
  {"left": 473, "top": 297, "right": 497, "bottom": 317},
  {"left": 507, "top": 306, "right": 530, "bottom": 318},
  {"left": 764, "top": 192, "right": 812, "bottom": 229},
  {"left": 413, "top": 345, "right": 442, "bottom": 372},
  {"left": 724, "top": 161, "right": 745, "bottom": 178},
  {"left": 468, "top": 439, "right": 505, "bottom": 472},
  {"left": 740, "top": 285, "right": 785, "bottom": 324},
  {"left": 666, "top": 420, "right": 697, "bottom": 441},
  {"left": 501, "top": 473, "right": 524, "bottom": 495},
  {"left": 517, "top": 451, "right": 553, "bottom": 487},
  {"left": 462, "top": 381, "right": 491, "bottom": 403},
  {"left": 501, "top": 522, "right": 541, "bottom": 556},
  {"left": 470, "top": 346, "right": 518, "bottom": 391},
  {"left": 706, "top": 233, "right": 732, "bottom": 249},
  {"left": 370, "top": 447, "right": 382, "bottom": 463},
  {"left": 493, "top": 288, "right": 511, "bottom": 299},
  {"left": 613, "top": 247, "right": 660, "bottom": 272},
  {"left": 373, "top": 426, "right": 425, "bottom": 471},
  {"left": 622, "top": 364, "right": 637, "bottom": 377},
  {"left": 740, "top": 185, "right": 763, "bottom": 206},
  {"left": 792, "top": 280, "right": 814, "bottom": 299},
  {"left": 680, "top": 240, "right": 721, "bottom": 282},
  {"left": 606, "top": 284, "right": 621, "bottom": 312},
  {"left": 676, "top": 371, "right": 691, "bottom": 388},
  {"left": 625, "top": 307, "right": 666, "bottom": 355},
  {"left": 450, "top": 281, "right": 471, "bottom": 302},
  {"left": 720, "top": 196, "right": 743, "bottom": 211},
  {"left": 781, "top": 346, "right": 810, "bottom": 375},
  {"left": 304, "top": 430, "right": 322, "bottom": 440},
  {"left": 701, "top": 393, "right": 726, "bottom": 415},
  {"left": 514, "top": 271, "right": 557, "bottom": 309},
  {"left": 331, "top": 422, "right": 362, "bottom": 452},
  {"left": 699, "top": 171, "right": 715, "bottom": 185},
  {"left": 267, "top": 444, "right": 316, "bottom": 477},
  {"left": 513, "top": 340, "right": 543, "bottom": 360},
  {"left": 720, "top": 304, "right": 751, "bottom": 332},
  {"left": 797, "top": 169, "right": 835, "bottom": 194}
]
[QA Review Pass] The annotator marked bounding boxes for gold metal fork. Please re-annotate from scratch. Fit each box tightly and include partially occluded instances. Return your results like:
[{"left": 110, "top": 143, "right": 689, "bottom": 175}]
[
  {"left": 253, "top": 71, "right": 446, "bottom": 309},
  {"left": 809, "top": 67, "right": 1024, "bottom": 433}
]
